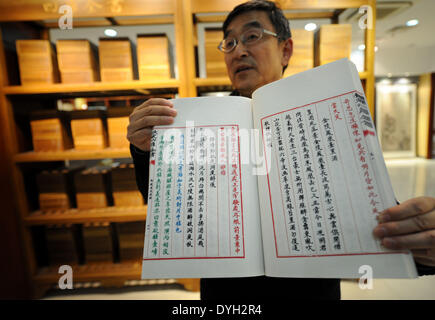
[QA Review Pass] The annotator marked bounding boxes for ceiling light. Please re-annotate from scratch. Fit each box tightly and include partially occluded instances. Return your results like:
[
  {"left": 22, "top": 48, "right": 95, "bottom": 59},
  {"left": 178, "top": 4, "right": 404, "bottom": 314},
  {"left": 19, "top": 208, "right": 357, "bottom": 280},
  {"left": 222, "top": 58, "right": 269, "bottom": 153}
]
[
  {"left": 397, "top": 78, "right": 410, "bottom": 84},
  {"left": 375, "top": 46, "right": 378, "bottom": 52},
  {"left": 358, "top": 44, "right": 365, "bottom": 51},
  {"left": 104, "top": 29, "right": 117, "bottom": 37},
  {"left": 406, "top": 19, "right": 419, "bottom": 27},
  {"left": 304, "top": 23, "right": 317, "bottom": 31}
]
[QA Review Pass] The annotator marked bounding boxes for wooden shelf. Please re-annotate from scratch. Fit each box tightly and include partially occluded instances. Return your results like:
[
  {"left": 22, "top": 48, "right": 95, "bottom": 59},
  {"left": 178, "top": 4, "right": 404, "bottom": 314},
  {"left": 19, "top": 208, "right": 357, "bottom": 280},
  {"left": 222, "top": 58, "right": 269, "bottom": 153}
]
[
  {"left": 14, "top": 148, "right": 131, "bottom": 163},
  {"left": 24, "top": 206, "right": 147, "bottom": 226},
  {"left": 195, "top": 72, "right": 368, "bottom": 88},
  {"left": 1, "top": 79, "right": 180, "bottom": 95},
  {"left": 34, "top": 261, "right": 142, "bottom": 284}
]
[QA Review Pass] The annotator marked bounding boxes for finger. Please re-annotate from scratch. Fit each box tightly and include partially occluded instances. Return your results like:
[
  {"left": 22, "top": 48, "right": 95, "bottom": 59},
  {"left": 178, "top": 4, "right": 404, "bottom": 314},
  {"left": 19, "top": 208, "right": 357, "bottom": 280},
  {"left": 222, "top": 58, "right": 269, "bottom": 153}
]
[
  {"left": 414, "top": 257, "right": 435, "bottom": 267},
  {"left": 127, "top": 129, "right": 151, "bottom": 151},
  {"left": 134, "top": 98, "right": 173, "bottom": 111},
  {"left": 128, "top": 115, "right": 174, "bottom": 133},
  {"left": 130, "top": 105, "right": 177, "bottom": 123},
  {"left": 377, "top": 196, "right": 435, "bottom": 223},
  {"left": 373, "top": 211, "right": 435, "bottom": 238},
  {"left": 411, "top": 249, "right": 432, "bottom": 258},
  {"left": 380, "top": 229, "right": 435, "bottom": 250}
]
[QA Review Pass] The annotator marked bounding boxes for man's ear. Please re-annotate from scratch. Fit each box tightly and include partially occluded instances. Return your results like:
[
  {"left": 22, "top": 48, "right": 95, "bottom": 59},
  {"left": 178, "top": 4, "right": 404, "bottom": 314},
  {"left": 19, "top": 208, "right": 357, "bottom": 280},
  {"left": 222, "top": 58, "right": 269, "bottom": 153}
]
[{"left": 281, "top": 37, "right": 293, "bottom": 67}]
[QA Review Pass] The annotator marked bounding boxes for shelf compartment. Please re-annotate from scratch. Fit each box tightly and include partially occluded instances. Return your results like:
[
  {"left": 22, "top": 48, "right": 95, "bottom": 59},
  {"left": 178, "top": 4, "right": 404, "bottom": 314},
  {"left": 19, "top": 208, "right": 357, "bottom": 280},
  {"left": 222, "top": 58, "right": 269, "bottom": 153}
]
[
  {"left": 14, "top": 148, "right": 131, "bottom": 163},
  {"left": 34, "top": 261, "right": 142, "bottom": 284},
  {"left": 24, "top": 206, "right": 147, "bottom": 226},
  {"left": 2, "top": 79, "right": 180, "bottom": 95}
]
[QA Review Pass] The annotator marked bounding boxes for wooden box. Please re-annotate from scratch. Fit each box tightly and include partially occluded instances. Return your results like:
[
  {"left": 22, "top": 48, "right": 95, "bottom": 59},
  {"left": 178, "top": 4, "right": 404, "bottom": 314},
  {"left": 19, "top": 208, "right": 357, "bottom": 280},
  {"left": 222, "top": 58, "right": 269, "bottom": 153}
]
[
  {"left": 116, "top": 221, "right": 145, "bottom": 261},
  {"left": 30, "top": 110, "right": 73, "bottom": 152},
  {"left": 70, "top": 109, "right": 108, "bottom": 150},
  {"left": 56, "top": 39, "right": 99, "bottom": 83},
  {"left": 107, "top": 107, "right": 133, "bottom": 149},
  {"left": 82, "top": 222, "right": 114, "bottom": 263},
  {"left": 74, "top": 166, "right": 112, "bottom": 209},
  {"left": 16, "top": 40, "right": 59, "bottom": 85},
  {"left": 36, "top": 167, "right": 81, "bottom": 211},
  {"left": 111, "top": 163, "right": 144, "bottom": 207},
  {"left": 284, "top": 29, "right": 314, "bottom": 77},
  {"left": 137, "top": 34, "right": 171, "bottom": 80},
  {"left": 45, "top": 224, "right": 80, "bottom": 265},
  {"left": 205, "top": 29, "right": 227, "bottom": 78},
  {"left": 99, "top": 38, "right": 134, "bottom": 82},
  {"left": 315, "top": 24, "right": 352, "bottom": 66}
]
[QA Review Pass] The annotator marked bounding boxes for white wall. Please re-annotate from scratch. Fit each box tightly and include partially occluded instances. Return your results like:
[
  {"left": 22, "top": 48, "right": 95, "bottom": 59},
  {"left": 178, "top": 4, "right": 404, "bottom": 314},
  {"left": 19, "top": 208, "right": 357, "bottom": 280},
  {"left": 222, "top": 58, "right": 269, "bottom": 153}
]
[{"left": 374, "top": 45, "right": 435, "bottom": 77}]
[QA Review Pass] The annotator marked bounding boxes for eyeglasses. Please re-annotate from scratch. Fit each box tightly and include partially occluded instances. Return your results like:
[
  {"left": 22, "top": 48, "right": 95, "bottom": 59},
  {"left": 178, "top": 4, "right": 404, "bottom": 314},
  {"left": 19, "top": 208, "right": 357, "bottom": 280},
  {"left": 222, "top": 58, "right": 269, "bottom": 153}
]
[{"left": 218, "top": 27, "right": 278, "bottom": 53}]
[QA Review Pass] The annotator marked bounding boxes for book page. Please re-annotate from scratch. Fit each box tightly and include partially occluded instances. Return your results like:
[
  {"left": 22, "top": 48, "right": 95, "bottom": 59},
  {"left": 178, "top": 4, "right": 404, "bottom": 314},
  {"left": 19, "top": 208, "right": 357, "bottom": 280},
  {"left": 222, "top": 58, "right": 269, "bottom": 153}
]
[
  {"left": 142, "top": 96, "right": 265, "bottom": 279},
  {"left": 252, "top": 59, "right": 418, "bottom": 279}
]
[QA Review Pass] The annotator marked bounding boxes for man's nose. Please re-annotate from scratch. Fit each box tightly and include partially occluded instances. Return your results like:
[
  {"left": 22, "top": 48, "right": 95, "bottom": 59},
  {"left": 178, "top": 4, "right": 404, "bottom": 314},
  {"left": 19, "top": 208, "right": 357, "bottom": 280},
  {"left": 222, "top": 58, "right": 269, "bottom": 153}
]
[{"left": 232, "top": 40, "right": 249, "bottom": 58}]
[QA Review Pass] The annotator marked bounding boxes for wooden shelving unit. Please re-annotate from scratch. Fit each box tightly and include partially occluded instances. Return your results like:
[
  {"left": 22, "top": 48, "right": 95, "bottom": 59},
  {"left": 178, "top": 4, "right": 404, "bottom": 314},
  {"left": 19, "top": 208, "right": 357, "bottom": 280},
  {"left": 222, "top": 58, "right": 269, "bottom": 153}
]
[
  {"left": 0, "top": 0, "right": 377, "bottom": 298},
  {"left": 14, "top": 148, "right": 131, "bottom": 163},
  {"left": 24, "top": 206, "right": 147, "bottom": 226}
]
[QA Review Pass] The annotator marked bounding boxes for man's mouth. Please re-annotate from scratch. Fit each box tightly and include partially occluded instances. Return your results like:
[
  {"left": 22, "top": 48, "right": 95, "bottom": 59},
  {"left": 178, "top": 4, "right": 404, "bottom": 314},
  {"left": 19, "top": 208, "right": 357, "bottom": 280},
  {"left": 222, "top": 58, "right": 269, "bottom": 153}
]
[{"left": 235, "top": 66, "right": 254, "bottom": 74}]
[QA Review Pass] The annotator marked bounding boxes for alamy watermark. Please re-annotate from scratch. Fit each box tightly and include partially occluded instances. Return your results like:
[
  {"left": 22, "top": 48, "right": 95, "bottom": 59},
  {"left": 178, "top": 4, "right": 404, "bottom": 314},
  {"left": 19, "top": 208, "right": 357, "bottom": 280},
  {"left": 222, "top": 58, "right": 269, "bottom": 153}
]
[
  {"left": 58, "top": 265, "right": 73, "bottom": 289},
  {"left": 156, "top": 121, "right": 272, "bottom": 176},
  {"left": 58, "top": 4, "right": 73, "bottom": 30},
  {"left": 358, "top": 265, "right": 373, "bottom": 290}
]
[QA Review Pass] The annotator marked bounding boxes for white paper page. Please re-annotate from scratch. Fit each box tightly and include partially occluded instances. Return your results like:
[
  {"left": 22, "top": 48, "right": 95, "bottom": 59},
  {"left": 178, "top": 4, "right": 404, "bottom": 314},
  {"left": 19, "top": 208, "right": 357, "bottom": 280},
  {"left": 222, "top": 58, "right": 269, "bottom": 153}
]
[
  {"left": 252, "top": 59, "right": 418, "bottom": 279},
  {"left": 142, "top": 96, "right": 265, "bottom": 279}
]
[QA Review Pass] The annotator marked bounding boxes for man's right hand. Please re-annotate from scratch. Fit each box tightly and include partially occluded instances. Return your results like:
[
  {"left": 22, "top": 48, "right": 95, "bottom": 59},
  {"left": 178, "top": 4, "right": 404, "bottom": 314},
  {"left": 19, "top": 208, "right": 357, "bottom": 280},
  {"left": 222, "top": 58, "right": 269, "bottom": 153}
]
[{"left": 127, "top": 98, "right": 177, "bottom": 152}]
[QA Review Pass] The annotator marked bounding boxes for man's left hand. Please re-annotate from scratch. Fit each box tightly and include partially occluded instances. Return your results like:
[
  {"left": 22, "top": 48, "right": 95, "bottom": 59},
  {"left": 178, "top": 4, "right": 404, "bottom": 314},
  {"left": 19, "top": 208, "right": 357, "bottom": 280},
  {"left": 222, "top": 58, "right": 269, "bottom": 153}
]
[{"left": 373, "top": 196, "right": 435, "bottom": 267}]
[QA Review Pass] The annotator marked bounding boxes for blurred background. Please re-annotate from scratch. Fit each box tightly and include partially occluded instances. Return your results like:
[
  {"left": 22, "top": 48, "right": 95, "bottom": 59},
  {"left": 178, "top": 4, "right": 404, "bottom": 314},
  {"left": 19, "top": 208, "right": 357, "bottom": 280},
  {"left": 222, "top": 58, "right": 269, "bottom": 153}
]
[{"left": 0, "top": 0, "right": 434, "bottom": 300}]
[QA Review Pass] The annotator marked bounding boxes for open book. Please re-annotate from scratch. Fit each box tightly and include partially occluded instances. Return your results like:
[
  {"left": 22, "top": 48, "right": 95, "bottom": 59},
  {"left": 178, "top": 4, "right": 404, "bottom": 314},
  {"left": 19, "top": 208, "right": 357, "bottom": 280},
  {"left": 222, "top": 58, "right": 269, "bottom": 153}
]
[{"left": 141, "top": 59, "right": 418, "bottom": 279}]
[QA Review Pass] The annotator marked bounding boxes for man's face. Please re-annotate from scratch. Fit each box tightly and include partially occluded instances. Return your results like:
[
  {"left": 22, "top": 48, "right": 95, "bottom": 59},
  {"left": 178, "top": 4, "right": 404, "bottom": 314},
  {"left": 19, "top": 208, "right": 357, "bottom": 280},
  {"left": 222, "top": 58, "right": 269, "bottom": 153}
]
[{"left": 223, "top": 10, "right": 292, "bottom": 97}]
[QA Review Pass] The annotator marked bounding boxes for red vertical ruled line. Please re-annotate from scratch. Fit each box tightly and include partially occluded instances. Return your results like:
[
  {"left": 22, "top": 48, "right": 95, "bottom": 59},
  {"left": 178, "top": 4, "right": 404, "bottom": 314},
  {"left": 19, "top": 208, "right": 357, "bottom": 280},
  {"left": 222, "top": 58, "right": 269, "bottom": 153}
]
[
  {"left": 182, "top": 128, "right": 186, "bottom": 258},
  {"left": 217, "top": 128, "right": 220, "bottom": 257},
  {"left": 260, "top": 120, "right": 279, "bottom": 258},
  {"left": 275, "top": 115, "right": 292, "bottom": 255},
  {"left": 236, "top": 125, "right": 245, "bottom": 258},
  {"left": 193, "top": 127, "right": 196, "bottom": 258},
  {"left": 225, "top": 128, "right": 232, "bottom": 256},
  {"left": 158, "top": 132, "right": 164, "bottom": 259},
  {"left": 313, "top": 103, "right": 347, "bottom": 254},
  {"left": 205, "top": 129, "right": 208, "bottom": 258},
  {"left": 170, "top": 135, "right": 175, "bottom": 258},
  {"left": 336, "top": 96, "right": 364, "bottom": 251},
  {"left": 304, "top": 106, "right": 334, "bottom": 254},
  {"left": 282, "top": 111, "right": 305, "bottom": 256}
]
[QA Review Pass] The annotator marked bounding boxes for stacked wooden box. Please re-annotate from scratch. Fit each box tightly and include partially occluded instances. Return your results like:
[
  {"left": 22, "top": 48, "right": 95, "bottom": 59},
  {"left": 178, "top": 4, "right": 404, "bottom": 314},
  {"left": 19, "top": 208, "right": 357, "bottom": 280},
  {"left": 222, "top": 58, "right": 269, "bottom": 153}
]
[
  {"left": 16, "top": 40, "right": 59, "bottom": 85},
  {"left": 70, "top": 109, "right": 108, "bottom": 150},
  {"left": 30, "top": 110, "right": 73, "bottom": 152},
  {"left": 82, "top": 222, "right": 114, "bottom": 263},
  {"left": 137, "top": 34, "right": 171, "bottom": 80},
  {"left": 74, "top": 166, "right": 112, "bottom": 209},
  {"left": 107, "top": 107, "right": 133, "bottom": 149},
  {"left": 36, "top": 167, "right": 81, "bottom": 211},
  {"left": 111, "top": 163, "right": 144, "bottom": 207},
  {"left": 99, "top": 38, "right": 134, "bottom": 82},
  {"left": 315, "top": 24, "right": 352, "bottom": 66},
  {"left": 116, "top": 221, "right": 145, "bottom": 261},
  {"left": 284, "top": 29, "right": 314, "bottom": 77},
  {"left": 45, "top": 224, "right": 80, "bottom": 265},
  {"left": 56, "top": 39, "right": 99, "bottom": 83},
  {"left": 205, "top": 29, "right": 227, "bottom": 77}
]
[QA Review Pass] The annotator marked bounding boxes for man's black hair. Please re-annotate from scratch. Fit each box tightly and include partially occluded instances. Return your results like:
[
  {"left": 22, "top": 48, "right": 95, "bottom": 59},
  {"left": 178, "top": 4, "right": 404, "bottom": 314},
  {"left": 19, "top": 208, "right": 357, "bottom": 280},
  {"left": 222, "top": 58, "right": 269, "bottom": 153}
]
[{"left": 222, "top": 0, "right": 292, "bottom": 73}]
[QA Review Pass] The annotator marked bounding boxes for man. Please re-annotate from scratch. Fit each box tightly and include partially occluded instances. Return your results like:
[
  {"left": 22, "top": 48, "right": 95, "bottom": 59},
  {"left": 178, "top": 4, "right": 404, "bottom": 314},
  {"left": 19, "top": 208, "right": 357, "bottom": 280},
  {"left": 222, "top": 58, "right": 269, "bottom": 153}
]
[{"left": 128, "top": 1, "right": 435, "bottom": 300}]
